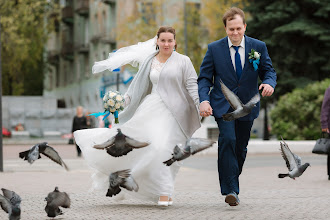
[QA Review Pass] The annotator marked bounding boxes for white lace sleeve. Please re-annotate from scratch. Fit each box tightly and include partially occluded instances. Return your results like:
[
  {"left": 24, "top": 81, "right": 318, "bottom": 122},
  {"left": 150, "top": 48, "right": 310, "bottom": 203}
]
[{"left": 92, "top": 36, "right": 157, "bottom": 74}]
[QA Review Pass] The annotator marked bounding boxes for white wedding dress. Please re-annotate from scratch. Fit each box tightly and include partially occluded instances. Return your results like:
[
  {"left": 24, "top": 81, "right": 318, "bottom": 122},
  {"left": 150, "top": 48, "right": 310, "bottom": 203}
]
[{"left": 74, "top": 57, "right": 187, "bottom": 202}]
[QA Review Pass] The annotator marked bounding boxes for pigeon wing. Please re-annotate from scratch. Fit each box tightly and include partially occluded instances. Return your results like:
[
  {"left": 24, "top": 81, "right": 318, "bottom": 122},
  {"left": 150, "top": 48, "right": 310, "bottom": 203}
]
[
  {"left": 49, "top": 193, "right": 71, "bottom": 208},
  {"left": 280, "top": 141, "right": 297, "bottom": 171},
  {"left": 187, "top": 138, "right": 215, "bottom": 155},
  {"left": 219, "top": 79, "right": 243, "bottom": 110},
  {"left": 121, "top": 176, "right": 139, "bottom": 192},
  {"left": 18, "top": 150, "right": 30, "bottom": 160},
  {"left": 1, "top": 188, "right": 21, "bottom": 205},
  {"left": 93, "top": 137, "right": 116, "bottom": 149},
  {"left": 125, "top": 136, "right": 150, "bottom": 148},
  {"left": 115, "top": 169, "right": 131, "bottom": 179},
  {"left": 245, "top": 93, "right": 260, "bottom": 106},
  {"left": 0, "top": 195, "right": 11, "bottom": 214},
  {"left": 110, "top": 169, "right": 131, "bottom": 187},
  {"left": 39, "top": 144, "right": 69, "bottom": 170},
  {"left": 173, "top": 144, "right": 184, "bottom": 155},
  {"left": 293, "top": 153, "right": 302, "bottom": 166}
]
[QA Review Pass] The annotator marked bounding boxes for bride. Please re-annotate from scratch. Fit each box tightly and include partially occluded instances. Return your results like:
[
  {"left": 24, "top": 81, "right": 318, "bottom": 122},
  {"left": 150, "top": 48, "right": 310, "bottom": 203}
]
[{"left": 74, "top": 26, "right": 201, "bottom": 206}]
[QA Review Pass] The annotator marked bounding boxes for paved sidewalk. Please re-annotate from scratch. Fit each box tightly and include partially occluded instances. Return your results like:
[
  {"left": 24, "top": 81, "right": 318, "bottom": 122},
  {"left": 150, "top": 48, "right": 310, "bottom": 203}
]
[{"left": 1, "top": 144, "right": 329, "bottom": 220}]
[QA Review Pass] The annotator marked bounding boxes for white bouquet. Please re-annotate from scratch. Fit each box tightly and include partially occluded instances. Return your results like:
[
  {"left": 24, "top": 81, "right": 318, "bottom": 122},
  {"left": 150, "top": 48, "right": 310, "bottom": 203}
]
[
  {"left": 103, "top": 91, "right": 125, "bottom": 123},
  {"left": 89, "top": 90, "right": 125, "bottom": 124}
]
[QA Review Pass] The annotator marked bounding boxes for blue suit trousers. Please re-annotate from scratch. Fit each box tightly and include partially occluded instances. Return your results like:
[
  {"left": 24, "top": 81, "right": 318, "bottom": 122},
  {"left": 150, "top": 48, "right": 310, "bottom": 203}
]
[{"left": 215, "top": 117, "right": 254, "bottom": 195}]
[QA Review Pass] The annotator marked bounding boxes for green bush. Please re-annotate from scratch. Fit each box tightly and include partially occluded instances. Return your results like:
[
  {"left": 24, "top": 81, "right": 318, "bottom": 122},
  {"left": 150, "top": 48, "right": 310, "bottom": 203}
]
[{"left": 270, "top": 78, "right": 330, "bottom": 140}]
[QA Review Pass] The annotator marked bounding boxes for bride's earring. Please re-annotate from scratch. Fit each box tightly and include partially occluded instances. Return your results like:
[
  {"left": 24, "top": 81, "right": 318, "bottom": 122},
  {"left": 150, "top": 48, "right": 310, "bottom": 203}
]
[{"left": 156, "top": 45, "right": 159, "bottom": 50}]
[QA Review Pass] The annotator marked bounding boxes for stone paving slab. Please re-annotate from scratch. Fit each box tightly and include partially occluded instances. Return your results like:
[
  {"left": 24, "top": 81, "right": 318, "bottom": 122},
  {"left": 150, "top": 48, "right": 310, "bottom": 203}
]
[{"left": 0, "top": 156, "right": 329, "bottom": 220}]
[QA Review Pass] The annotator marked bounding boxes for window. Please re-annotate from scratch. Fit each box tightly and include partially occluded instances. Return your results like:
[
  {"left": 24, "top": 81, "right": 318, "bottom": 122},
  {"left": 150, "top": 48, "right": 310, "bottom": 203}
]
[
  {"left": 57, "top": 99, "right": 66, "bottom": 108},
  {"left": 139, "top": 2, "right": 155, "bottom": 24}
]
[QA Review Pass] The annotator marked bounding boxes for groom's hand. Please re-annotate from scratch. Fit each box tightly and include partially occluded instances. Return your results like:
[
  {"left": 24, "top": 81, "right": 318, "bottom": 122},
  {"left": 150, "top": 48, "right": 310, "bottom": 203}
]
[
  {"left": 259, "top": 84, "right": 274, "bottom": 97},
  {"left": 199, "top": 101, "right": 213, "bottom": 117}
]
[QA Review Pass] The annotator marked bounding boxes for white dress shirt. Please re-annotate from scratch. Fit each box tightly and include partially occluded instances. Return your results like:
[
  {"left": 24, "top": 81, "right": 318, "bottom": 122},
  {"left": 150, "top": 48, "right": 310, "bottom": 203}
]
[{"left": 228, "top": 36, "right": 245, "bottom": 71}]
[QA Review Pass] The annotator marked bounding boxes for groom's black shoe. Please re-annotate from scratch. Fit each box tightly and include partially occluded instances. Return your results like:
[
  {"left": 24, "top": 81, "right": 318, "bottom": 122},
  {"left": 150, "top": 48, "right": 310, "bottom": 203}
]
[{"left": 225, "top": 192, "right": 240, "bottom": 206}]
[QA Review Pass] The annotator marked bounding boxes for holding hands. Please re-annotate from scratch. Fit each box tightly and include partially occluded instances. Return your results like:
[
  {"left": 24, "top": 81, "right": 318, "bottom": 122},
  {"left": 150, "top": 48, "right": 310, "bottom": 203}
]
[
  {"left": 199, "top": 101, "right": 213, "bottom": 117},
  {"left": 200, "top": 83, "right": 274, "bottom": 117}
]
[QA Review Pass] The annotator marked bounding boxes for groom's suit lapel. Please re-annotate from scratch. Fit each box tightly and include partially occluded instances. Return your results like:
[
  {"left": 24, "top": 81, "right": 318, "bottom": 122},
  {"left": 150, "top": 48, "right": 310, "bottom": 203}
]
[{"left": 221, "top": 37, "right": 237, "bottom": 81}]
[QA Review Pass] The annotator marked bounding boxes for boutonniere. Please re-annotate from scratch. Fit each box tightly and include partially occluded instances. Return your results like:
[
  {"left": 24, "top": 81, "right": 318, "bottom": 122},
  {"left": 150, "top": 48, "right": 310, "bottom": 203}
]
[{"left": 248, "top": 49, "right": 261, "bottom": 71}]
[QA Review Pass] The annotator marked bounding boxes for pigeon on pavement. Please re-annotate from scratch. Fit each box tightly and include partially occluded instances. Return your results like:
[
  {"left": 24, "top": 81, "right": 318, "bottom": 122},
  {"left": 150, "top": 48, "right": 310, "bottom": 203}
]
[
  {"left": 278, "top": 136, "right": 310, "bottom": 179},
  {"left": 0, "top": 188, "right": 21, "bottom": 220},
  {"left": 93, "top": 129, "right": 150, "bottom": 157},
  {"left": 219, "top": 79, "right": 260, "bottom": 121},
  {"left": 163, "top": 138, "right": 215, "bottom": 166},
  {"left": 19, "top": 142, "right": 69, "bottom": 170},
  {"left": 44, "top": 187, "right": 71, "bottom": 218},
  {"left": 107, "top": 169, "right": 139, "bottom": 197}
]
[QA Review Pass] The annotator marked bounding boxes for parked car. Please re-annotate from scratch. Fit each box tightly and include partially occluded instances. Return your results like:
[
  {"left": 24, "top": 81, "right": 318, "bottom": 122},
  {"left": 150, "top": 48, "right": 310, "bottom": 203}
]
[{"left": 2, "top": 127, "right": 11, "bottom": 137}]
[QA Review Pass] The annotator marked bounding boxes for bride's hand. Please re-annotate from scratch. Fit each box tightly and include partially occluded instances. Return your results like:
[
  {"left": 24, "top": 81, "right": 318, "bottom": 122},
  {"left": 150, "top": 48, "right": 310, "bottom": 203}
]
[
  {"left": 199, "top": 101, "right": 212, "bottom": 117},
  {"left": 124, "top": 94, "right": 131, "bottom": 107}
]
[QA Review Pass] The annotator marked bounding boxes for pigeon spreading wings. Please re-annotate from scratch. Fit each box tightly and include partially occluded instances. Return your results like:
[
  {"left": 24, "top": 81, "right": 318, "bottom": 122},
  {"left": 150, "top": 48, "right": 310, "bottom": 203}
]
[
  {"left": 93, "top": 129, "right": 149, "bottom": 157},
  {"left": 45, "top": 187, "right": 71, "bottom": 218},
  {"left": 219, "top": 79, "right": 260, "bottom": 121},
  {"left": 278, "top": 136, "right": 310, "bottom": 179},
  {"left": 0, "top": 188, "right": 21, "bottom": 220},
  {"left": 107, "top": 169, "right": 139, "bottom": 197},
  {"left": 186, "top": 138, "right": 216, "bottom": 155},
  {"left": 19, "top": 142, "right": 69, "bottom": 171},
  {"left": 163, "top": 138, "right": 215, "bottom": 166}
]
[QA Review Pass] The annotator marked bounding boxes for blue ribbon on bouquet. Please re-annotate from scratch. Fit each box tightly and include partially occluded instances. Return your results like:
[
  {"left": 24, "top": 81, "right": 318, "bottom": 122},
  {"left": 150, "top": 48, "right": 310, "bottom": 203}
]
[
  {"left": 88, "top": 110, "right": 119, "bottom": 123},
  {"left": 88, "top": 111, "right": 111, "bottom": 121}
]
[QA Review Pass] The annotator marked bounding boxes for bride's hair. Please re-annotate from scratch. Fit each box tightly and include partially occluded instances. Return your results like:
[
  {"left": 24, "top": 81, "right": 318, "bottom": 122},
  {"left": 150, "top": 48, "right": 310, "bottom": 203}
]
[{"left": 156, "top": 26, "right": 177, "bottom": 50}]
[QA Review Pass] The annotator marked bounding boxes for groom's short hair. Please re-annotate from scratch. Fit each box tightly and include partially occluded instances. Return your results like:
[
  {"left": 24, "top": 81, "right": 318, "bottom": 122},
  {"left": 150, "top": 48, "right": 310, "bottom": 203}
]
[{"left": 222, "top": 7, "right": 245, "bottom": 27}]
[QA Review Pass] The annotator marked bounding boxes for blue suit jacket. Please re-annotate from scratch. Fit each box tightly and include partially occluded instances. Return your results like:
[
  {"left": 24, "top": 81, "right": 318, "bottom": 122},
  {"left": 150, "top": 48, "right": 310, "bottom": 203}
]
[{"left": 198, "top": 35, "right": 277, "bottom": 120}]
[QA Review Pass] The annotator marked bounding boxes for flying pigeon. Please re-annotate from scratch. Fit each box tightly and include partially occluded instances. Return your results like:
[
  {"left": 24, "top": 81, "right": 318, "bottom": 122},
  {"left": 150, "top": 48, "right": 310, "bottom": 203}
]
[
  {"left": 0, "top": 188, "right": 21, "bottom": 220},
  {"left": 107, "top": 169, "right": 139, "bottom": 197},
  {"left": 219, "top": 79, "right": 260, "bottom": 121},
  {"left": 93, "top": 129, "right": 150, "bottom": 157},
  {"left": 278, "top": 136, "right": 310, "bottom": 179},
  {"left": 19, "top": 142, "right": 69, "bottom": 171},
  {"left": 163, "top": 138, "right": 215, "bottom": 166},
  {"left": 44, "top": 187, "right": 71, "bottom": 218}
]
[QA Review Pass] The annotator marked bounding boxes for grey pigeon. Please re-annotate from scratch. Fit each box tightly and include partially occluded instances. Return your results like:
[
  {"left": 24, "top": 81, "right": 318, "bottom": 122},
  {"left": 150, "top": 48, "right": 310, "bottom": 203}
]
[
  {"left": 94, "top": 129, "right": 150, "bottom": 157},
  {"left": 163, "top": 138, "right": 215, "bottom": 166},
  {"left": 44, "top": 187, "right": 71, "bottom": 218},
  {"left": 278, "top": 137, "right": 310, "bottom": 179},
  {"left": 0, "top": 188, "right": 21, "bottom": 220},
  {"left": 107, "top": 169, "right": 139, "bottom": 197},
  {"left": 19, "top": 142, "right": 69, "bottom": 170},
  {"left": 219, "top": 79, "right": 260, "bottom": 121}
]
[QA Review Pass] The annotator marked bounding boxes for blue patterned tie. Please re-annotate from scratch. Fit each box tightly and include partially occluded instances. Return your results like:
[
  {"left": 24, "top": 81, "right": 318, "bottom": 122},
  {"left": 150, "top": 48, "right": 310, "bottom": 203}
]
[{"left": 233, "top": 46, "right": 242, "bottom": 80}]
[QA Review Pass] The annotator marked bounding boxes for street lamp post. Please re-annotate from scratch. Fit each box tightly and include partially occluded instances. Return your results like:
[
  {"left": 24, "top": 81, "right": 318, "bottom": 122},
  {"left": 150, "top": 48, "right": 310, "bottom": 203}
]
[
  {"left": 183, "top": 0, "right": 188, "bottom": 56},
  {"left": 0, "top": 15, "right": 3, "bottom": 172}
]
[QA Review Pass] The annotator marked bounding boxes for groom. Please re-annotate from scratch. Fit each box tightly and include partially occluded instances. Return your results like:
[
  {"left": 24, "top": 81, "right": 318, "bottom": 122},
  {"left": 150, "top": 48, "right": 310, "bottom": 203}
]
[{"left": 198, "top": 7, "right": 277, "bottom": 206}]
